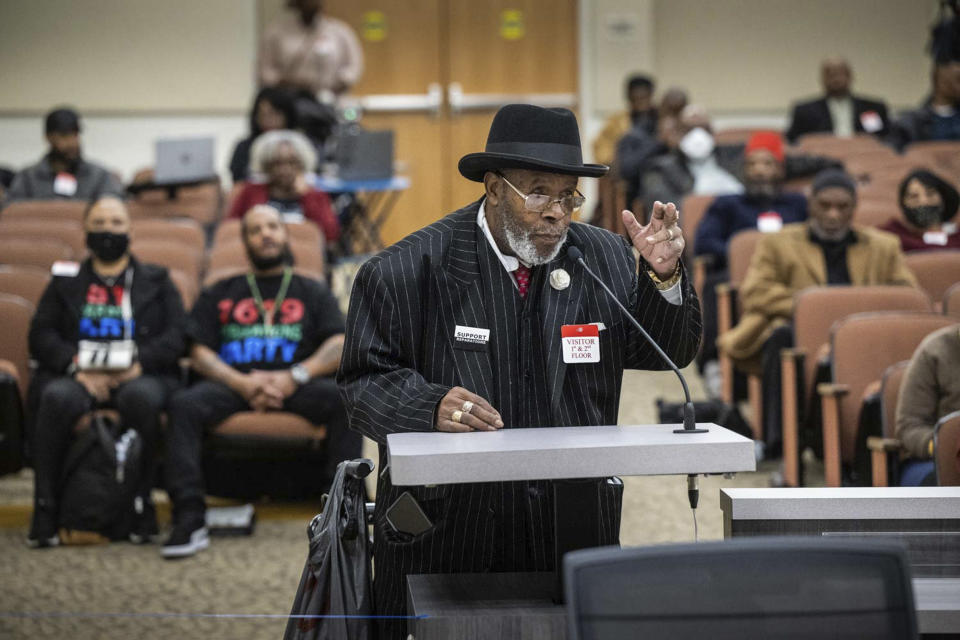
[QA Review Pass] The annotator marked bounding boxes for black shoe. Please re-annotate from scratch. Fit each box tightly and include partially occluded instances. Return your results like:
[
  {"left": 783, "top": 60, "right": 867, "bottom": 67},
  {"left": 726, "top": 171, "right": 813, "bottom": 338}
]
[
  {"left": 27, "top": 504, "right": 59, "bottom": 549},
  {"left": 162, "top": 511, "right": 208, "bottom": 559},
  {"left": 129, "top": 496, "right": 160, "bottom": 544}
]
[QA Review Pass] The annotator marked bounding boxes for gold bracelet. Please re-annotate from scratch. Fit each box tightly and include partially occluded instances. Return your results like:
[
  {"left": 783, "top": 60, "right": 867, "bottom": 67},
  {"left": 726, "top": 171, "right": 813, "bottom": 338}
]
[
  {"left": 928, "top": 437, "right": 935, "bottom": 458},
  {"left": 646, "top": 262, "right": 682, "bottom": 291}
]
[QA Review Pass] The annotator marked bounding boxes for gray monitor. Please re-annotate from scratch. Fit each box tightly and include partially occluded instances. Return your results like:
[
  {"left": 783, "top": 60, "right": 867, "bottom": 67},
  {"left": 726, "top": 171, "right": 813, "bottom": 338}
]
[
  {"left": 154, "top": 137, "right": 215, "bottom": 184},
  {"left": 335, "top": 129, "right": 393, "bottom": 181},
  {"left": 564, "top": 537, "right": 917, "bottom": 640}
]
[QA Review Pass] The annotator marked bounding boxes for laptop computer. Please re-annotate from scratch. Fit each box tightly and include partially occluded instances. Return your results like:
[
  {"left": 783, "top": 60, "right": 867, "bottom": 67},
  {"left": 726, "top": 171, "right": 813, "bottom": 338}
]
[
  {"left": 154, "top": 137, "right": 216, "bottom": 184},
  {"left": 336, "top": 129, "right": 394, "bottom": 181}
]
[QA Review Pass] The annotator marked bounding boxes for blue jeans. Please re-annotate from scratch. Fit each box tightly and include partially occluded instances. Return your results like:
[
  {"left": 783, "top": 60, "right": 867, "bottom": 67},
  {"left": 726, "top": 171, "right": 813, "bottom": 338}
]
[{"left": 899, "top": 459, "right": 936, "bottom": 486}]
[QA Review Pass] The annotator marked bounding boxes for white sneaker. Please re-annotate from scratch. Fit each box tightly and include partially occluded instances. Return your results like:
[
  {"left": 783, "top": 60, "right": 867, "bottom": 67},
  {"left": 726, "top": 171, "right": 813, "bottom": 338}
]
[{"left": 161, "top": 523, "right": 209, "bottom": 559}]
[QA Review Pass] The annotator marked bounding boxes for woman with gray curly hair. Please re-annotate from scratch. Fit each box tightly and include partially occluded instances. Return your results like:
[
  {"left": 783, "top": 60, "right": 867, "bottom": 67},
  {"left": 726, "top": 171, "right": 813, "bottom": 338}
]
[{"left": 228, "top": 129, "right": 339, "bottom": 243}]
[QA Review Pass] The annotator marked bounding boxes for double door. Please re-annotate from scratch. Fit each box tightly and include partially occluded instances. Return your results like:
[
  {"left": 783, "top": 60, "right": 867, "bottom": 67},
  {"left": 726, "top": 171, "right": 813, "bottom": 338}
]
[{"left": 327, "top": 0, "right": 578, "bottom": 245}]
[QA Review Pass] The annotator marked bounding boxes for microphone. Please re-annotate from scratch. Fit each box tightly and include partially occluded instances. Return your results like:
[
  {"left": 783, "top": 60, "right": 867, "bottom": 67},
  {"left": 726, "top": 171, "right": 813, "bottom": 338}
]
[{"left": 566, "top": 245, "right": 705, "bottom": 511}]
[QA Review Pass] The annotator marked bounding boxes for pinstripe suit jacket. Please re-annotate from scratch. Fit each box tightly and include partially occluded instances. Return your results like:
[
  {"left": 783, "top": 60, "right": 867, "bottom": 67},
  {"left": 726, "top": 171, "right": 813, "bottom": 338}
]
[{"left": 338, "top": 199, "right": 701, "bottom": 626}]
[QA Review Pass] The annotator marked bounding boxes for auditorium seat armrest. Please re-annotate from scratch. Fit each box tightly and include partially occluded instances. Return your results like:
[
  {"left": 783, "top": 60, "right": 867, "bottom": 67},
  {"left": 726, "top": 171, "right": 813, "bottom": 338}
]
[
  {"left": 867, "top": 436, "right": 901, "bottom": 452},
  {"left": 819, "top": 383, "right": 849, "bottom": 487},
  {"left": 817, "top": 383, "right": 850, "bottom": 397},
  {"left": 717, "top": 281, "right": 738, "bottom": 405},
  {"left": 867, "top": 437, "right": 900, "bottom": 487},
  {"left": 780, "top": 348, "right": 805, "bottom": 487}
]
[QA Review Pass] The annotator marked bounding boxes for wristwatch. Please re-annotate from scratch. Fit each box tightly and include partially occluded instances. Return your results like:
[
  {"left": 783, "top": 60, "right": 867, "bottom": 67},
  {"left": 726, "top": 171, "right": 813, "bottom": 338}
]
[{"left": 290, "top": 363, "right": 310, "bottom": 385}]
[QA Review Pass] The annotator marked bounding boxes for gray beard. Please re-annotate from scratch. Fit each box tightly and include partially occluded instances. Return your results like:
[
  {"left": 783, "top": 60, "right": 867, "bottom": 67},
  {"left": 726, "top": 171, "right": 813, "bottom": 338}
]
[
  {"left": 504, "top": 225, "right": 566, "bottom": 266},
  {"left": 809, "top": 219, "right": 848, "bottom": 242}
]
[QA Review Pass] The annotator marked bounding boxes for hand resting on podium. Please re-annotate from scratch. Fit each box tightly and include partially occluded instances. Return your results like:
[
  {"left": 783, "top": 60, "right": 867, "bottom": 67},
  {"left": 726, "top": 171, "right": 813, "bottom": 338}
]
[{"left": 435, "top": 386, "right": 504, "bottom": 432}]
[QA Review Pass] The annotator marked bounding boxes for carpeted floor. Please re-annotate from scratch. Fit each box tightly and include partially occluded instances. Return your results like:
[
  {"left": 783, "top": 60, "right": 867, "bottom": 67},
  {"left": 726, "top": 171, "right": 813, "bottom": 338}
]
[{"left": 0, "top": 366, "right": 811, "bottom": 639}]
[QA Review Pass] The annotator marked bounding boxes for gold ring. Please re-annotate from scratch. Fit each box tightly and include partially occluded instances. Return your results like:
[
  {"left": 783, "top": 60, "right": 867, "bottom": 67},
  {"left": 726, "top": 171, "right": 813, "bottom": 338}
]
[
  {"left": 667, "top": 228, "right": 674, "bottom": 241},
  {"left": 462, "top": 400, "right": 474, "bottom": 414},
  {"left": 452, "top": 410, "right": 463, "bottom": 423}
]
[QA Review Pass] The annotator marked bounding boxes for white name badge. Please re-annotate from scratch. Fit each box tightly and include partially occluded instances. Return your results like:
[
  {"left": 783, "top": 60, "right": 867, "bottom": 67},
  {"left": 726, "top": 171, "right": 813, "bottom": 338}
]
[
  {"left": 454, "top": 325, "right": 490, "bottom": 345},
  {"left": 923, "top": 231, "right": 949, "bottom": 246},
  {"left": 860, "top": 110, "right": 884, "bottom": 133},
  {"left": 757, "top": 211, "right": 783, "bottom": 233},
  {"left": 77, "top": 339, "right": 136, "bottom": 371},
  {"left": 53, "top": 172, "right": 78, "bottom": 196},
  {"left": 562, "top": 324, "right": 600, "bottom": 364}
]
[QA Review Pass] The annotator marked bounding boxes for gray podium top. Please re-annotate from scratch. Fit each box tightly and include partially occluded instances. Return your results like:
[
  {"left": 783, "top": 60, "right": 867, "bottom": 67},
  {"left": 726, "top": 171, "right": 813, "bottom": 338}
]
[
  {"left": 387, "top": 423, "right": 754, "bottom": 486},
  {"left": 721, "top": 487, "right": 960, "bottom": 521}
]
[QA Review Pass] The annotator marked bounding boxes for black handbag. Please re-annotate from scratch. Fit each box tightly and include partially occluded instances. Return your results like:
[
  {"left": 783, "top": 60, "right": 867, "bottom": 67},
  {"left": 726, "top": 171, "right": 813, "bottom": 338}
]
[
  {"left": 285, "top": 458, "right": 375, "bottom": 640},
  {"left": 58, "top": 412, "right": 142, "bottom": 541}
]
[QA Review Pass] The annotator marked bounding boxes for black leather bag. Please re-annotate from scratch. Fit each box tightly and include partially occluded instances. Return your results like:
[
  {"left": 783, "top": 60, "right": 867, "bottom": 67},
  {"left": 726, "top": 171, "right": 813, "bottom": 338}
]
[
  {"left": 58, "top": 413, "right": 142, "bottom": 540},
  {"left": 285, "top": 458, "right": 374, "bottom": 640}
]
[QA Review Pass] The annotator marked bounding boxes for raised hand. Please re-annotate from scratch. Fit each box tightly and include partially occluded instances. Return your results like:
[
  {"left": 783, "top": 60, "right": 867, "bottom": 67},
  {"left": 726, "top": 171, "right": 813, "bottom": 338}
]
[{"left": 621, "top": 201, "right": 684, "bottom": 279}]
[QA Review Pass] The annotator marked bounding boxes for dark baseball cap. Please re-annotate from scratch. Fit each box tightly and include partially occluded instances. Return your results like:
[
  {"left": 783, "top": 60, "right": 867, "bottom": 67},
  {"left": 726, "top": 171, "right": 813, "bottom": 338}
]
[{"left": 45, "top": 108, "right": 81, "bottom": 134}]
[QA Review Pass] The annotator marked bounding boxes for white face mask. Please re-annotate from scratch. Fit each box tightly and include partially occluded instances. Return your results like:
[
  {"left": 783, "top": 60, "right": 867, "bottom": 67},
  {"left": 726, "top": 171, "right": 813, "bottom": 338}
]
[{"left": 679, "top": 127, "right": 715, "bottom": 161}]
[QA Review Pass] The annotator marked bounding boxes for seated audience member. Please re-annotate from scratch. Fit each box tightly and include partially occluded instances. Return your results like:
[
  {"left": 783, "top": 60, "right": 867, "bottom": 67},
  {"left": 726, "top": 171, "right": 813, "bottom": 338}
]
[
  {"left": 644, "top": 110, "right": 843, "bottom": 214},
  {"left": 258, "top": 0, "right": 363, "bottom": 97},
  {"left": 162, "top": 205, "right": 361, "bottom": 559},
  {"left": 785, "top": 57, "right": 890, "bottom": 143},
  {"left": 894, "top": 324, "right": 960, "bottom": 486},
  {"left": 27, "top": 197, "right": 185, "bottom": 548},
  {"left": 642, "top": 105, "right": 744, "bottom": 209},
  {"left": 593, "top": 74, "right": 658, "bottom": 167},
  {"left": 694, "top": 132, "right": 807, "bottom": 383},
  {"left": 879, "top": 169, "right": 960, "bottom": 252},
  {"left": 229, "top": 88, "right": 298, "bottom": 184},
  {"left": 227, "top": 129, "right": 340, "bottom": 244},
  {"left": 891, "top": 61, "right": 960, "bottom": 150},
  {"left": 694, "top": 132, "right": 807, "bottom": 267},
  {"left": 717, "top": 170, "right": 917, "bottom": 458},
  {"left": 4, "top": 108, "right": 124, "bottom": 207}
]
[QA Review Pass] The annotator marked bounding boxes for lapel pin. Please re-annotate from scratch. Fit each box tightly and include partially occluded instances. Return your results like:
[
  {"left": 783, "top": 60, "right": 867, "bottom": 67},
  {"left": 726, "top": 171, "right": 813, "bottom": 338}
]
[{"left": 549, "top": 268, "right": 571, "bottom": 291}]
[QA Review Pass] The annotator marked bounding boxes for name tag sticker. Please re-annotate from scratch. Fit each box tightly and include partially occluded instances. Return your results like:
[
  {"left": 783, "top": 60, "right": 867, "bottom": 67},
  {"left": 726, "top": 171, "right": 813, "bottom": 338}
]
[
  {"left": 51, "top": 260, "right": 80, "bottom": 277},
  {"left": 561, "top": 324, "right": 600, "bottom": 364},
  {"left": 53, "top": 172, "right": 77, "bottom": 196},
  {"left": 923, "top": 231, "right": 948, "bottom": 246},
  {"left": 860, "top": 110, "right": 883, "bottom": 133},
  {"left": 454, "top": 325, "right": 490, "bottom": 351},
  {"left": 77, "top": 339, "right": 136, "bottom": 371},
  {"left": 757, "top": 211, "right": 783, "bottom": 233}
]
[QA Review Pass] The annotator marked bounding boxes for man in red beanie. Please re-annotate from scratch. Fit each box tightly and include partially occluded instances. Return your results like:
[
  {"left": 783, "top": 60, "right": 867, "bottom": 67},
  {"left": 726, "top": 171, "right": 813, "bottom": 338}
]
[{"left": 693, "top": 131, "right": 807, "bottom": 396}]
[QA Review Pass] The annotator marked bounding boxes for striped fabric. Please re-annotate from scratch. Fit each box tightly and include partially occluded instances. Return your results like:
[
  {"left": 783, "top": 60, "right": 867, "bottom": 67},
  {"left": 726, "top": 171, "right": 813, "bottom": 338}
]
[{"left": 337, "top": 199, "right": 702, "bottom": 638}]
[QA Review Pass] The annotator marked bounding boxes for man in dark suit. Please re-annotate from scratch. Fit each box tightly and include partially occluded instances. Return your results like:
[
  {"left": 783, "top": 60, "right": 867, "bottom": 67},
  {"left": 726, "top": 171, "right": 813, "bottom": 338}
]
[
  {"left": 785, "top": 58, "right": 890, "bottom": 143},
  {"left": 338, "top": 104, "right": 702, "bottom": 638}
]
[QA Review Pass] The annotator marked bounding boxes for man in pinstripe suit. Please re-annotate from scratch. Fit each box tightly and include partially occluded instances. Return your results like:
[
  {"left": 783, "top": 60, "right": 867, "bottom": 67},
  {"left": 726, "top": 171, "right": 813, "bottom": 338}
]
[{"left": 338, "top": 104, "right": 702, "bottom": 638}]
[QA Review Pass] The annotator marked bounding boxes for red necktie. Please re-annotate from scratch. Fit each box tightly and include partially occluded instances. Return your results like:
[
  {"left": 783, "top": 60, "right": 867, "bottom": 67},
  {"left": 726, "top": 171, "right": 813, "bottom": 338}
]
[{"left": 514, "top": 265, "right": 531, "bottom": 298}]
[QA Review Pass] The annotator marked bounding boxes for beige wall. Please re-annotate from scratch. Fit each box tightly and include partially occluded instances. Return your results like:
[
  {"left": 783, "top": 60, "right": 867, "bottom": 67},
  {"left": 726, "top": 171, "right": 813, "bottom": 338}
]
[
  {"left": 587, "top": 0, "right": 940, "bottom": 116},
  {"left": 0, "top": 0, "right": 256, "bottom": 113}
]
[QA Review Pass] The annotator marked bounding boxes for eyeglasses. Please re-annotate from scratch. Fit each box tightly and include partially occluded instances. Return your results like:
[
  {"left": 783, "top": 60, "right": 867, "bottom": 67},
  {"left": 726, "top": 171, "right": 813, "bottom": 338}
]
[{"left": 497, "top": 173, "right": 585, "bottom": 215}]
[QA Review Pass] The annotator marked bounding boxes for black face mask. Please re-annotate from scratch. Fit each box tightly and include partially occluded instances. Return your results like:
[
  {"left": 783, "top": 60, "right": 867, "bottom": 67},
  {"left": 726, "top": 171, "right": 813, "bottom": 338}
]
[
  {"left": 903, "top": 204, "right": 944, "bottom": 229},
  {"left": 86, "top": 231, "right": 129, "bottom": 262}
]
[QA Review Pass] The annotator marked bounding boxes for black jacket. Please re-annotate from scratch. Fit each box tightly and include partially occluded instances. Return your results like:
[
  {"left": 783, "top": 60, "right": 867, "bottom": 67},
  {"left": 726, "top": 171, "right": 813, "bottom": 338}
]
[
  {"left": 786, "top": 95, "right": 890, "bottom": 143},
  {"left": 29, "top": 257, "right": 186, "bottom": 377}
]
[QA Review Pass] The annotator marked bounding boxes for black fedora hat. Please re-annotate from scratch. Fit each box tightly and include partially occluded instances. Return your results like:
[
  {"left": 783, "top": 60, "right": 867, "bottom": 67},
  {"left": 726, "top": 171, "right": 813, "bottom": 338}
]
[{"left": 458, "top": 104, "right": 608, "bottom": 182}]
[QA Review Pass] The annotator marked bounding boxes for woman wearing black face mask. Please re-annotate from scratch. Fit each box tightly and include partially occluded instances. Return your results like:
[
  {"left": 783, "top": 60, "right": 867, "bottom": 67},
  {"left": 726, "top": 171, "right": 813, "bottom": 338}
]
[
  {"left": 26, "top": 196, "right": 186, "bottom": 548},
  {"left": 879, "top": 169, "right": 960, "bottom": 252}
]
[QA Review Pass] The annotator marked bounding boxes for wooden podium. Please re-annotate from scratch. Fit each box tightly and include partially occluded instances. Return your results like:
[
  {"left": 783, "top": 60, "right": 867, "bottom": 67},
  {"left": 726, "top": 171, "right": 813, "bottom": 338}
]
[{"left": 386, "top": 423, "right": 756, "bottom": 640}]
